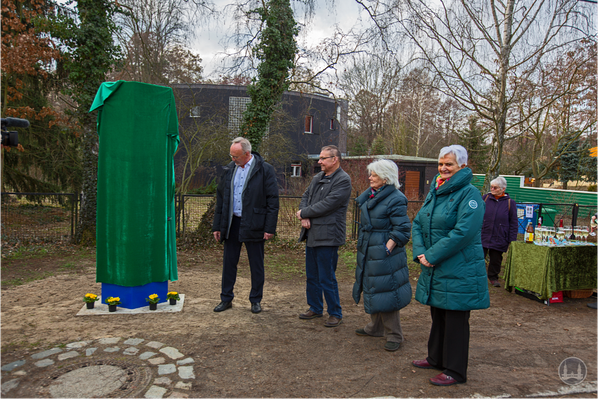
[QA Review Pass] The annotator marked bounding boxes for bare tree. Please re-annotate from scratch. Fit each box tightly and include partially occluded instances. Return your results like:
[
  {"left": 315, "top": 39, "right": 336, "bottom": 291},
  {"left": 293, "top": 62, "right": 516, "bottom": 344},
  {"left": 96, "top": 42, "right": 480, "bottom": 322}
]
[
  {"left": 514, "top": 40, "right": 597, "bottom": 185},
  {"left": 113, "top": 0, "right": 214, "bottom": 85},
  {"left": 361, "top": 0, "right": 595, "bottom": 190},
  {"left": 339, "top": 54, "right": 405, "bottom": 153}
]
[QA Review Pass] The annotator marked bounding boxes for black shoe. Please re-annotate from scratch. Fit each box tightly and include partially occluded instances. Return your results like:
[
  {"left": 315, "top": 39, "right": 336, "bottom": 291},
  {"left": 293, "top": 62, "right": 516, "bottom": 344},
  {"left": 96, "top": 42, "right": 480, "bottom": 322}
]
[
  {"left": 214, "top": 301, "right": 232, "bottom": 312},
  {"left": 384, "top": 342, "right": 401, "bottom": 351},
  {"left": 251, "top": 303, "right": 262, "bottom": 313}
]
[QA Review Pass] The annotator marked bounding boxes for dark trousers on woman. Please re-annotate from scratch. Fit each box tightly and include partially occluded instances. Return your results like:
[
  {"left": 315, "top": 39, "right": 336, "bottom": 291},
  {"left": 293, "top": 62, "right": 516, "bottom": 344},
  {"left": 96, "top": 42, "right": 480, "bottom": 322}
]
[
  {"left": 221, "top": 216, "right": 265, "bottom": 304},
  {"left": 483, "top": 247, "right": 503, "bottom": 281},
  {"left": 427, "top": 306, "right": 470, "bottom": 383}
]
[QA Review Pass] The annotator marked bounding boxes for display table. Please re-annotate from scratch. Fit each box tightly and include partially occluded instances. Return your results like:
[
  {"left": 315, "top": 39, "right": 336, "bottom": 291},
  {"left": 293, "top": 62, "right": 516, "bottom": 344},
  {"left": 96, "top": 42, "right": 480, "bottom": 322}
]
[{"left": 504, "top": 241, "right": 597, "bottom": 300}]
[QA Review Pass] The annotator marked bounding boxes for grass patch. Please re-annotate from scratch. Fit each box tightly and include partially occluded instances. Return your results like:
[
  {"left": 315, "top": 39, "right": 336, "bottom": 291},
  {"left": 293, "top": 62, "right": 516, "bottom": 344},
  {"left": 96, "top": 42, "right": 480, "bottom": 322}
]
[
  {"left": 2, "top": 271, "right": 55, "bottom": 287},
  {"left": 265, "top": 253, "right": 304, "bottom": 280},
  {"left": 4, "top": 245, "right": 50, "bottom": 260},
  {"left": 60, "top": 262, "right": 77, "bottom": 270}
]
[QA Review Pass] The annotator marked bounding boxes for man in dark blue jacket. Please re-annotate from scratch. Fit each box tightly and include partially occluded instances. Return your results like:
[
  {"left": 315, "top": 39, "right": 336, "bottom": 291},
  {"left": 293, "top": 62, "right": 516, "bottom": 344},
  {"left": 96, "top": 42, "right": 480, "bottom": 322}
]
[
  {"left": 481, "top": 176, "right": 518, "bottom": 287},
  {"left": 212, "top": 137, "right": 279, "bottom": 314}
]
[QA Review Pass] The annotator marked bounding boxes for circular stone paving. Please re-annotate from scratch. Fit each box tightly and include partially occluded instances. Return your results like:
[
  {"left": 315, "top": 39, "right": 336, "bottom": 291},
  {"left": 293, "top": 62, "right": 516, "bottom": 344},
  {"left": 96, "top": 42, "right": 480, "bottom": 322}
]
[
  {"left": 1, "top": 337, "right": 196, "bottom": 398},
  {"left": 48, "top": 365, "right": 127, "bottom": 398}
]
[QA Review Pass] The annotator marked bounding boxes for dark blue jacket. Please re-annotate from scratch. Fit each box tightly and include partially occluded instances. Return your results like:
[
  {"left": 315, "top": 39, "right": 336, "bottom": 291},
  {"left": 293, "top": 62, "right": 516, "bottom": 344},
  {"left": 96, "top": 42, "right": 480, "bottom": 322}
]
[
  {"left": 353, "top": 185, "right": 412, "bottom": 314},
  {"left": 481, "top": 193, "right": 518, "bottom": 252},
  {"left": 412, "top": 168, "right": 490, "bottom": 311},
  {"left": 213, "top": 152, "right": 279, "bottom": 242}
]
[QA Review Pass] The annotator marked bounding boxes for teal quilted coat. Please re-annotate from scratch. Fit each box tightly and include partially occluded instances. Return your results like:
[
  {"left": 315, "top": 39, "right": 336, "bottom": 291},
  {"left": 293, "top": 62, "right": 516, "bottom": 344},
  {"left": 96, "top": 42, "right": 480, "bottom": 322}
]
[
  {"left": 353, "top": 184, "right": 412, "bottom": 314},
  {"left": 412, "top": 168, "right": 490, "bottom": 311}
]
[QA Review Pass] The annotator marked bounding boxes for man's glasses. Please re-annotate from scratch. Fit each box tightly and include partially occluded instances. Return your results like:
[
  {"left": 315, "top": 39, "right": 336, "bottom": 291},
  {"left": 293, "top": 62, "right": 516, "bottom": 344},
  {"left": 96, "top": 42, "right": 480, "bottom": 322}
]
[
  {"left": 319, "top": 156, "right": 335, "bottom": 161},
  {"left": 490, "top": 186, "right": 501, "bottom": 189}
]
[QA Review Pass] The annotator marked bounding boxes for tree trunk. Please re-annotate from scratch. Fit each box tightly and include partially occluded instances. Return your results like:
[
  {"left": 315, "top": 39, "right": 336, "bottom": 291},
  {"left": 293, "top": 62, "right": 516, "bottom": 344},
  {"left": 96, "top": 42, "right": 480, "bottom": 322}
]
[{"left": 76, "top": 118, "right": 98, "bottom": 245}]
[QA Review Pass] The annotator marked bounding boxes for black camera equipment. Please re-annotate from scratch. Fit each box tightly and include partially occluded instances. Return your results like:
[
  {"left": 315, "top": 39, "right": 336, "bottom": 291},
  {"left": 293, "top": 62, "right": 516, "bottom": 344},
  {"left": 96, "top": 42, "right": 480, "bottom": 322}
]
[{"left": 1, "top": 117, "right": 29, "bottom": 147}]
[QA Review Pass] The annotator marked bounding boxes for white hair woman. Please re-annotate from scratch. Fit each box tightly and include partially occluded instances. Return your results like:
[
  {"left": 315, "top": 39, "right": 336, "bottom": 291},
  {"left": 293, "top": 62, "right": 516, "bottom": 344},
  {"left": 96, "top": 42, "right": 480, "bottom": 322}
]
[
  {"left": 411, "top": 145, "right": 490, "bottom": 386},
  {"left": 481, "top": 176, "right": 518, "bottom": 287},
  {"left": 353, "top": 159, "right": 412, "bottom": 351}
]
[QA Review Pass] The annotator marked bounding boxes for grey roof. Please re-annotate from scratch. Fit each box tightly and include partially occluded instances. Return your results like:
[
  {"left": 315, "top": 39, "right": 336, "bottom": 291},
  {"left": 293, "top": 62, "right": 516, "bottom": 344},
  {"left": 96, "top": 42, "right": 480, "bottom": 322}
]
[{"left": 307, "top": 154, "right": 438, "bottom": 163}]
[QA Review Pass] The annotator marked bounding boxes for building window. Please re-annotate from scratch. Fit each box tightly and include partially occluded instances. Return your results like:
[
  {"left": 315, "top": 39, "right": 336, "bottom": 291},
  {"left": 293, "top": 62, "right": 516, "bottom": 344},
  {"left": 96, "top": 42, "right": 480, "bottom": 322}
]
[
  {"left": 304, "top": 115, "right": 313, "bottom": 134},
  {"left": 330, "top": 118, "right": 335, "bottom": 130},
  {"left": 189, "top": 106, "right": 201, "bottom": 118},
  {"left": 291, "top": 163, "right": 301, "bottom": 177},
  {"left": 228, "top": 97, "right": 251, "bottom": 135}
]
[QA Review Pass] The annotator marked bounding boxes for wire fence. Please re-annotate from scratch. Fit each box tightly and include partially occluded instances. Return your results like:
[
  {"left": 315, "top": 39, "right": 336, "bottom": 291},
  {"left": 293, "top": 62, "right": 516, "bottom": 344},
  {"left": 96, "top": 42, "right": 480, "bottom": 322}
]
[
  {"left": 1, "top": 192, "right": 595, "bottom": 245},
  {"left": 1, "top": 193, "right": 77, "bottom": 245}
]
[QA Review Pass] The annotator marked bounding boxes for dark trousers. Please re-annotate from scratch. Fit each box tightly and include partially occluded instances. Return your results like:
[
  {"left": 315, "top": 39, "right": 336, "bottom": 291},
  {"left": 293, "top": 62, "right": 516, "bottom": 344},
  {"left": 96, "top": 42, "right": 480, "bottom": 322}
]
[
  {"left": 483, "top": 247, "right": 504, "bottom": 281},
  {"left": 221, "top": 216, "right": 265, "bottom": 303},
  {"left": 427, "top": 306, "right": 470, "bottom": 383}
]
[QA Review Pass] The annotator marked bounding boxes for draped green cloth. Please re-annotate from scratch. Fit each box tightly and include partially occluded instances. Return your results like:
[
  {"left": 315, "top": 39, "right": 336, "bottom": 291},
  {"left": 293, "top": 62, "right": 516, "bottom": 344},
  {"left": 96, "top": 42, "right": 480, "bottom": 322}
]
[
  {"left": 504, "top": 241, "right": 597, "bottom": 300},
  {"left": 91, "top": 81, "right": 179, "bottom": 286}
]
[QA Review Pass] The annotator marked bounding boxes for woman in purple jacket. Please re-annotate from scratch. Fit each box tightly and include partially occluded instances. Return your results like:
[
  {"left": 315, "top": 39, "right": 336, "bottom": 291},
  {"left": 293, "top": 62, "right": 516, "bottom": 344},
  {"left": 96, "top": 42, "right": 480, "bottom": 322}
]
[{"left": 481, "top": 176, "right": 518, "bottom": 287}]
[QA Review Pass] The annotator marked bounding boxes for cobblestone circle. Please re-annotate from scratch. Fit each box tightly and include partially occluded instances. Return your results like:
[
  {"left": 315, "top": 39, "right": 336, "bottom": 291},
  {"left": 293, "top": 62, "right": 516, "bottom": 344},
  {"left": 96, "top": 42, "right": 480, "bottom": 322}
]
[{"left": 1, "top": 337, "right": 196, "bottom": 398}]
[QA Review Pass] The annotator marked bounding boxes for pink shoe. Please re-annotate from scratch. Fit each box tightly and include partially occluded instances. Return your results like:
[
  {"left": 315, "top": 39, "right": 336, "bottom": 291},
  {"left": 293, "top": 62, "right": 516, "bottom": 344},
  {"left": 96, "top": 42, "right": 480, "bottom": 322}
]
[{"left": 429, "top": 372, "right": 464, "bottom": 386}]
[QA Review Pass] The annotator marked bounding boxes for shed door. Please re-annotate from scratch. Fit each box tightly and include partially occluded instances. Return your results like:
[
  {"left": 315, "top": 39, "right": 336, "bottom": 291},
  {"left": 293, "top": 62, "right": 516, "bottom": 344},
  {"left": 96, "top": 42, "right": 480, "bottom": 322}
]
[{"left": 404, "top": 170, "right": 421, "bottom": 200}]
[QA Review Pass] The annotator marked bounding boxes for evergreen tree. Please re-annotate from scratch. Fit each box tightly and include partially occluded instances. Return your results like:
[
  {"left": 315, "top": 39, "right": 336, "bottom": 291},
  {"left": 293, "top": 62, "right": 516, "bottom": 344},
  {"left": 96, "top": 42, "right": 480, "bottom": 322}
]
[
  {"left": 457, "top": 115, "right": 489, "bottom": 173},
  {"left": 578, "top": 140, "right": 597, "bottom": 184},
  {"left": 556, "top": 133, "right": 581, "bottom": 190},
  {"left": 57, "top": 0, "right": 121, "bottom": 244},
  {"left": 1, "top": 0, "right": 79, "bottom": 193},
  {"left": 371, "top": 135, "right": 386, "bottom": 155}
]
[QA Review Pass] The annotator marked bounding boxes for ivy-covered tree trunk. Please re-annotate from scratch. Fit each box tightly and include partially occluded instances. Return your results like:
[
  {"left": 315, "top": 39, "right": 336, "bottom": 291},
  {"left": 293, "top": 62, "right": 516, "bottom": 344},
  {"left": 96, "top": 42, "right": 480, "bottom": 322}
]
[
  {"left": 240, "top": 0, "right": 298, "bottom": 152},
  {"left": 77, "top": 117, "right": 98, "bottom": 244},
  {"left": 67, "top": 0, "right": 121, "bottom": 244}
]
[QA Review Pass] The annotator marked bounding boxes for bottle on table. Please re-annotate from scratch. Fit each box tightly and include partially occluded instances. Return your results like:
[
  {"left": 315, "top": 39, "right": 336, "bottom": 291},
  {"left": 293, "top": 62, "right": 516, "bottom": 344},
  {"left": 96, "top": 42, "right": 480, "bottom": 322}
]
[{"left": 525, "top": 221, "right": 534, "bottom": 243}]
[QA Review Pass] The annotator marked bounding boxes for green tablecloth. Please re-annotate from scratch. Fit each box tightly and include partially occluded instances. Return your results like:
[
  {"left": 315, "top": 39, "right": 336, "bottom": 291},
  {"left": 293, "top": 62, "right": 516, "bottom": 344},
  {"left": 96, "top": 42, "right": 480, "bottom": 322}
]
[{"left": 504, "top": 241, "right": 597, "bottom": 300}]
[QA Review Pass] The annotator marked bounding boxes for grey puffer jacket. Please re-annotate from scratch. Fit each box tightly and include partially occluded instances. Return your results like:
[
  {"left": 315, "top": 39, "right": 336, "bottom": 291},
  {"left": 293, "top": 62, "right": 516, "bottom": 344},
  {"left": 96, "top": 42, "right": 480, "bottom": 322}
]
[
  {"left": 353, "top": 185, "right": 412, "bottom": 314},
  {"left": 298, "top": 167, "right": 352, "bottom": 247}
]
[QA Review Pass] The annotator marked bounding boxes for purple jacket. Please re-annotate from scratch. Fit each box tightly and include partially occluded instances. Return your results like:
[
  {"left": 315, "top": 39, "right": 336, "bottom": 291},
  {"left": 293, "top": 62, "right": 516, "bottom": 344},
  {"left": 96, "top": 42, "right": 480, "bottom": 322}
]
[{"left": 481, "top": 193, "right": 518, "bottom": 252}]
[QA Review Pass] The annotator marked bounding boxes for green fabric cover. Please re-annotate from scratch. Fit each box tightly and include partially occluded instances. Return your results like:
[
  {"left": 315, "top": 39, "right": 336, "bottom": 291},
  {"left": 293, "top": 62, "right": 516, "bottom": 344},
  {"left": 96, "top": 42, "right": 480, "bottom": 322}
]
[
  {"left": 91, "top": 81, "right": 179, "bottom": 286},
  {"left": 504, "top": 241, "right": 597, "bottom": 299}
]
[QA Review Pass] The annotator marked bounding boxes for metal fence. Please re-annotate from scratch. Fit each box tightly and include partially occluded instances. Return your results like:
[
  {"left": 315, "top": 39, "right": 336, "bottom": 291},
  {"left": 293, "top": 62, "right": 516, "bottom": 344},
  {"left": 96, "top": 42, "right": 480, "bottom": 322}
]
[
  {"left": 1, "top": 192, "right": 595, "bottom": 245},
  {"left": 177, "top": 195, "right": 356, "bottom": 241},
  {"left": 1, "top": 193, "right": 78, "bottom": 245}
]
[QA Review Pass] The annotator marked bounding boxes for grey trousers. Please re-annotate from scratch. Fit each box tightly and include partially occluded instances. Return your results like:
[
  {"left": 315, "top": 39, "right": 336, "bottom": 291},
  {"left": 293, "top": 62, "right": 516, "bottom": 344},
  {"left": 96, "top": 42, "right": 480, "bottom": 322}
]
[{"left": 364, "top": 310, "right": 404, "bottom": 343}]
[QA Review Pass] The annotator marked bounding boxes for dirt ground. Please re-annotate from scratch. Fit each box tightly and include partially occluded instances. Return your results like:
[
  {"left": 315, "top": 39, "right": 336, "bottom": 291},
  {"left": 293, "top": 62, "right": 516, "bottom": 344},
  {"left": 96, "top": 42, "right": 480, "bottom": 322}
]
[{"left": 1, "top": 243, "right": 597, "bottom": 398}]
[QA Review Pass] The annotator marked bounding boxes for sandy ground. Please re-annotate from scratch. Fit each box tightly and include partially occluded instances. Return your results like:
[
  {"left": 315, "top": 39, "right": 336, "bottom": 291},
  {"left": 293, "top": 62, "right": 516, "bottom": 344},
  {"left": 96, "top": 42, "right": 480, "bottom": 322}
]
[{"left": 1, "top": 246, "right": 597, "bottom": 398}]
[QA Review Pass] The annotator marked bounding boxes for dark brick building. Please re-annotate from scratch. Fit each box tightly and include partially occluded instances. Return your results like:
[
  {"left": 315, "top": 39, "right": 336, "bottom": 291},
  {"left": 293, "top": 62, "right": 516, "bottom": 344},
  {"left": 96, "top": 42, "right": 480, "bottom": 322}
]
[{"left": 171, "top": 84, "right": 348, "bottom": 192}]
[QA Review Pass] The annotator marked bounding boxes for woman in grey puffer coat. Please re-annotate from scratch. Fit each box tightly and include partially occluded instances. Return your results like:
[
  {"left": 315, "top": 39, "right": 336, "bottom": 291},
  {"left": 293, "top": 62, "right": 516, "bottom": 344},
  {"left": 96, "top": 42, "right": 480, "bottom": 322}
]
[{"left": 353, "top": 160, "right": 412, "bottom": 352}]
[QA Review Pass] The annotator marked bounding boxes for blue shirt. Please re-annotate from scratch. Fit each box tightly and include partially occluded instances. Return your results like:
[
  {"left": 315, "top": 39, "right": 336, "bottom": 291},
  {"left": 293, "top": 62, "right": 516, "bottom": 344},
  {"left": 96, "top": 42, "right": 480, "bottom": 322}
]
[{"left": 232, "top": 155, "right": 253, "bottom": 217}]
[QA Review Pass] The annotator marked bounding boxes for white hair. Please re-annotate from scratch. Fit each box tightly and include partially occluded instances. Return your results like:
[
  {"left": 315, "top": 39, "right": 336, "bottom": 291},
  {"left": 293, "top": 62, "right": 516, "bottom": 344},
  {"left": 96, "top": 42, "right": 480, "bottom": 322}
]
[
  {"left": 367, "top": 159, "right": 401, "bottom": 189},
  {"left": 491, "top": 176, "right": 507, "bottom": 190},
  {"left": 232, "top": 137, "right": 251, "bottom": 153},
  {"left": 438, "top": 145, "right": 468, "bottom": 166}
]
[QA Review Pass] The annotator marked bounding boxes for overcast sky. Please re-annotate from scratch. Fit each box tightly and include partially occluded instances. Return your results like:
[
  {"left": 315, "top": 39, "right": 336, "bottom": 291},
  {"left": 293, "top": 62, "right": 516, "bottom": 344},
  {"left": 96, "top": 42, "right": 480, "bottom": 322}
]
[{"left": 191, "top": 1, "right": 368, "bottom": 79}]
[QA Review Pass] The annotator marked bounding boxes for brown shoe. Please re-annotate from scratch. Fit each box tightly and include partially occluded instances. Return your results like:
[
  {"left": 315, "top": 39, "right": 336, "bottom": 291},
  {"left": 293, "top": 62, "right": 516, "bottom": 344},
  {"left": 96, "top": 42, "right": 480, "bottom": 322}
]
[
  {"left": 324, "top": 315, "right": 343, "bottom": 327},
  {"left": 299, "top": 310, "right": 323, "bottom": 319}
]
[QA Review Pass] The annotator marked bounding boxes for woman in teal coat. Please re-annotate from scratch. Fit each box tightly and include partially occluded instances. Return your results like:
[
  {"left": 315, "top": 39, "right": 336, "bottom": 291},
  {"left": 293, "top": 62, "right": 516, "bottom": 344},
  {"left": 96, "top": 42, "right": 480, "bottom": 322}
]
[
  {"left": 353, "top": 160, "right": 412, "bottom": 352},
  {"left": 411, "top": 145, "right": 490, "bottom": 386}
]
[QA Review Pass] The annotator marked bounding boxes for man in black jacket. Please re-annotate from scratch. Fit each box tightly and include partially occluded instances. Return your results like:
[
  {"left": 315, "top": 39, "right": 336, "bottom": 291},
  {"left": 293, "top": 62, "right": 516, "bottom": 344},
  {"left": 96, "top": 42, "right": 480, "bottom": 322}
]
[{"left": 212, "top": 137, "right": 279, "bottom": 314}]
